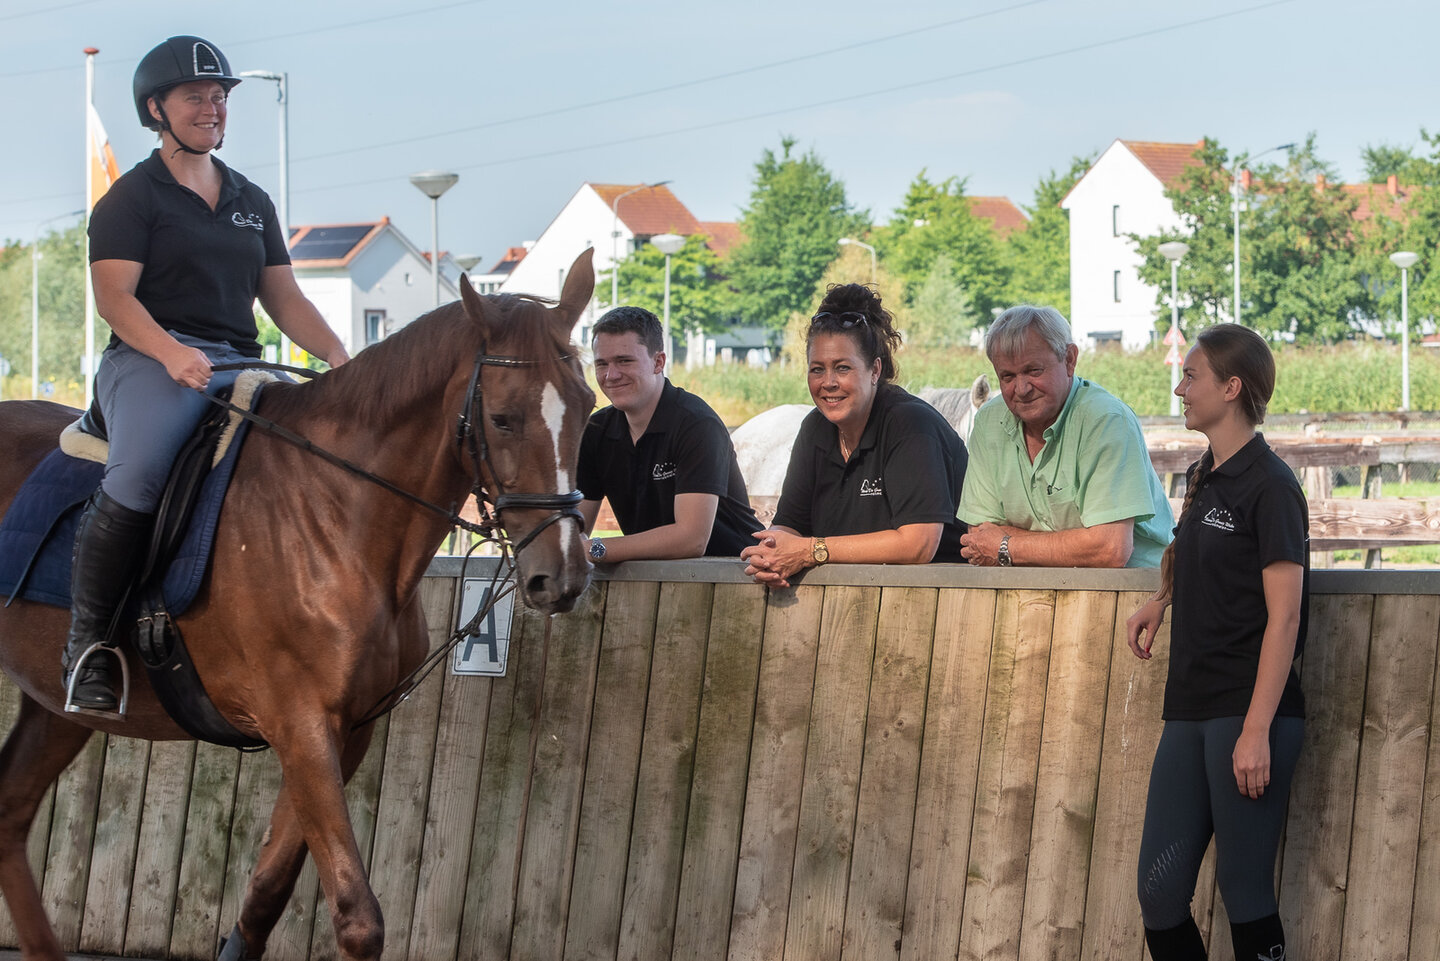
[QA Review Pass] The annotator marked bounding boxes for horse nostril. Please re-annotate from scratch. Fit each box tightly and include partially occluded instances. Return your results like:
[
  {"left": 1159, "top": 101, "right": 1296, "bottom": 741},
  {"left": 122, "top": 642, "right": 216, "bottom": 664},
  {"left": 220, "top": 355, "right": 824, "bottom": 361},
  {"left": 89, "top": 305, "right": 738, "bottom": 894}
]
[{"left": 526, "top": 573, "right": 553, "bottom": 601}]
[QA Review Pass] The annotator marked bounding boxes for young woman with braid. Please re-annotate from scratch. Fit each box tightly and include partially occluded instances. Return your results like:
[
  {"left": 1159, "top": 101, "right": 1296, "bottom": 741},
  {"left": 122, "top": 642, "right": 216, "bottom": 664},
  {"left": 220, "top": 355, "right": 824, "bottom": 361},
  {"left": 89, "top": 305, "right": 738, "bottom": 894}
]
[{"left": 1125, "top": 324, "right": 1308, "bottom": 961}]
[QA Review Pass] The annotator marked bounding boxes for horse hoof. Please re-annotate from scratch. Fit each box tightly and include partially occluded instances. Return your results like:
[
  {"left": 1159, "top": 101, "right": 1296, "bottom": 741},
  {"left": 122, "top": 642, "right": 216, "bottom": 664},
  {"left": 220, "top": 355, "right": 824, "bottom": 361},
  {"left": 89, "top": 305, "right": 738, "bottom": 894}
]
[{"left": 218, "top": 923, "right": 260, "bottom": 960}]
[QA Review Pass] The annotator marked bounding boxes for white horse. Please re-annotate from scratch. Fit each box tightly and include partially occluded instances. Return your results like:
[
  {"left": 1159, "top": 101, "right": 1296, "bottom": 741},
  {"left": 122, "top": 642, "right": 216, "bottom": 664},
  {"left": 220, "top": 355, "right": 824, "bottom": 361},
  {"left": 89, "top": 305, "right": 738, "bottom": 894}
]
[{"left": 732, "top": 374, "right": 991, "bottom": 497}]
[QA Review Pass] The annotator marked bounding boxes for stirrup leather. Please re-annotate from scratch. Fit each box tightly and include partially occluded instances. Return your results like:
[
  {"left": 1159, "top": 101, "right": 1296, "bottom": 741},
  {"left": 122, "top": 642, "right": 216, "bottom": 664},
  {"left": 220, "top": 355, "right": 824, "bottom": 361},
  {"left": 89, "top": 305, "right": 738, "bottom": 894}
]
[{"left": 64, "top": 642, "right": 130, "bottom": 718}]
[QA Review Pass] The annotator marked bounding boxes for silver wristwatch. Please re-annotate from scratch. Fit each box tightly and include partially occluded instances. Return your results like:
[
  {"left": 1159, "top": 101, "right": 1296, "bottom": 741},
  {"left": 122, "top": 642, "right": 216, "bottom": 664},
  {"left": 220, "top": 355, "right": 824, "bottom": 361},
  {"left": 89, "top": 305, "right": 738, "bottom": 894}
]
[
  {"left": 997, "top": 534, "right": 1012, "bottom": 567},
  {"left": 589, "top": 539, "right": 607, "bottom": 561}
]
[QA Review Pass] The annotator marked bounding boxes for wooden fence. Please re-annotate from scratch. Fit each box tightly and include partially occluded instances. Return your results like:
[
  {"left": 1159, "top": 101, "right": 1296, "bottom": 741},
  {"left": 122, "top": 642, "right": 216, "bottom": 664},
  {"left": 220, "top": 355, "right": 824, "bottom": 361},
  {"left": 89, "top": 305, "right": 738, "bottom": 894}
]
[{"left": 1, "top": 560, "right": 1437, "bottom": 961}]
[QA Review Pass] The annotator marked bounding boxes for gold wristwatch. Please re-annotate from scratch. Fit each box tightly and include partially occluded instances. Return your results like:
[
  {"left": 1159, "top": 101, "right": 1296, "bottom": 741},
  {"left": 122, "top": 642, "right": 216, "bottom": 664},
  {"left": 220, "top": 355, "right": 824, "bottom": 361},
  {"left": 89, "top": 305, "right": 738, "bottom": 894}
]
[{"left": 811, "top": 537, "right": 829, "bottom": 565}]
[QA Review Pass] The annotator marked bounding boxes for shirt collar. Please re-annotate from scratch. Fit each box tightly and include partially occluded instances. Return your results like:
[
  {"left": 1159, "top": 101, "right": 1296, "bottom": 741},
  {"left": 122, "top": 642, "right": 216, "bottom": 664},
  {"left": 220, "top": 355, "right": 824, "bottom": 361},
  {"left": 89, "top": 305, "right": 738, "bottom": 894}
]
[
  {"left": 601, "top": 378, "right": 675, "bottom": 441},
  {"left": 1210, "top": 432, "right": 1270, "bottom": 477},
  {"left": 999, "top": 375, "right": 1084, "bottom": 444},
  {"left": 141, "top": 148, "right": 243, "bottom": 206}
]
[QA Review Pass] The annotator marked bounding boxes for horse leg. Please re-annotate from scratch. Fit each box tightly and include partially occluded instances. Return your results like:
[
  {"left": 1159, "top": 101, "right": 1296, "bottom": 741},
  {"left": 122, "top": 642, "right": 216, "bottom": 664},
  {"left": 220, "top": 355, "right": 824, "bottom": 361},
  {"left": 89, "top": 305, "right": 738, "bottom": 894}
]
[
  {"left": 0, "top": 694, "right": 96, "bottom": 961},
  {"left": 225, "top": 723, "right": 377, "bottom": 960}
]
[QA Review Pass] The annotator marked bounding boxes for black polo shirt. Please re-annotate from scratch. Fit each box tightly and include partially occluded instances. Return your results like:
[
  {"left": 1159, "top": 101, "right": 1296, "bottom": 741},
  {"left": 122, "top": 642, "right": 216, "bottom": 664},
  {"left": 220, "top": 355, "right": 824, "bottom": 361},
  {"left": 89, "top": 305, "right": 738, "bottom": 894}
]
[
  {"left": 1165, "top": 433, "right": 1309, "bottom": 721},
  {"left": 772, "top": 383, "right": 968, "bottom": 562},
  {"left": 578, "top": 381, "right": 763, "bottom": 556},
  {"left": 89, "top": 149, "right": 289, "bottom": 358}
]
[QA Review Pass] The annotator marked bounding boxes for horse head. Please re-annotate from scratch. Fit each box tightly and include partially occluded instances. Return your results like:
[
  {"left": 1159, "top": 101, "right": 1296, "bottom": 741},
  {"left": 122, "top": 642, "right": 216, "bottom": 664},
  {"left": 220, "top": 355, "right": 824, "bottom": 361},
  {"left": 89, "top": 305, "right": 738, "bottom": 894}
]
[{"left": 458, "top": 248, "right": 597, "bottom": 614}]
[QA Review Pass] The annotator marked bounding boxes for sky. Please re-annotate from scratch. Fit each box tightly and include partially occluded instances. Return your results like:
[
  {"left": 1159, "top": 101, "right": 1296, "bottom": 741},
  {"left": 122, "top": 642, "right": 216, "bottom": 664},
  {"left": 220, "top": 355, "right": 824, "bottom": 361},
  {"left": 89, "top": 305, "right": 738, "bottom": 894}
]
[{"left": 2, "top": 0, "right": 1436, "bottom": 272}]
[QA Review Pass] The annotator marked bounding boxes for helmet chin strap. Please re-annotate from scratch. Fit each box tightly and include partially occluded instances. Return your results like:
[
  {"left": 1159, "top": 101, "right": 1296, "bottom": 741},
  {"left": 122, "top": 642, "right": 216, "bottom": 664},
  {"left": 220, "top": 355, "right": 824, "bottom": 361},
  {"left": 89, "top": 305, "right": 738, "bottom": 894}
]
[{"left": 154, "top": 101, "right": 222, "bottom": 156}]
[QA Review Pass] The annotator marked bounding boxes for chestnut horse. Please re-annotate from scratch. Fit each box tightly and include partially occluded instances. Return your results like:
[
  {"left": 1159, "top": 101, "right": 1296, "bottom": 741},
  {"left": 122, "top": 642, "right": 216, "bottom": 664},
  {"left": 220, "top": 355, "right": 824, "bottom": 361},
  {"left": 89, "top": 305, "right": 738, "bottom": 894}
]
[{"left": 0, "top": 250, "right": 598, "bottom": 960}]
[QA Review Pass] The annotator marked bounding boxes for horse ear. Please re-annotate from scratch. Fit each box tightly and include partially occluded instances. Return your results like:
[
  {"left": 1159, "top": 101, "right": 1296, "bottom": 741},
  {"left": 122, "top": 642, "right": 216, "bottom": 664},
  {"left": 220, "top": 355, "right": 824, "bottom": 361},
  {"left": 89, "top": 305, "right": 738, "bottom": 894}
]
[
  {"left": 459, "top": 273, "right": 493, "bottom": 337},
  {"left": 556, "top": 248, "right": 595, "bottom": 323}
]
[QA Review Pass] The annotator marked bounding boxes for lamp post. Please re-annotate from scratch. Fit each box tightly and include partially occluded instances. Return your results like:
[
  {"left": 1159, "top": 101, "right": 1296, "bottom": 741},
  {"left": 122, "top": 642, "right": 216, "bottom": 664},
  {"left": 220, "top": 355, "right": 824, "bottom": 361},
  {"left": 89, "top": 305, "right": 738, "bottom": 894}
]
[
  {"left": 1159, "top": 240, "right": 1190, "bottom": 416},
  {"left": 651, "top": 233, "right": 685, "bottom": 368},
  {"left": 409, "top": 170, "right": 459, "bottom": 308},
  {"left": 838, "top": 237, "right": 876, "bottom": 284},
  {"left": 610, "top": 180, "right": 671, "bottom": 308},
  {"left": 31, "top": 209, "right": 84, "bottom": 398},
  {"left": 239, "top": 69, "right": 292, "bottom": 361},
  {"left": 1391, "top": 251, "right": 1420, "bottom": 411},
  {"left": 1231, "top": 142, "right": 1294, "bottom": 325}
]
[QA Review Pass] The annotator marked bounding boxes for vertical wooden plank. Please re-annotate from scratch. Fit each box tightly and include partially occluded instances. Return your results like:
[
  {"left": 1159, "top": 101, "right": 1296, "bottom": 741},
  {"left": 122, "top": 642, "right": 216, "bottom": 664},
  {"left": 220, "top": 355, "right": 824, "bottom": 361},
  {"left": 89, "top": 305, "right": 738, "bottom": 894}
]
[
  {"left": 217, "top": 750, "right": 289, "bottom": 955},
  {"left": 1080, "top": 591, "right": 1166, "bottom": 961},
  {"left": 458, "top": 596, "right": 561, "bottom": 961},
  {"left": 40, "top": 731, "right": 105, "bottom": 950},
  {"left": 670, "top": 583, "right": 766, "bottom": 961},
  {"left": 727, "top": 585, "right": 823, "bottom": 961},
  {"left": 783, "top": 585, "right": 880, "bottom": 961},
  {"left": 1019, "top": 591, "right": 1116, "bottom": 961},
  {"left": 1279, "top": 593, "right": 1372, "bottom": 959},
  {"left": 508, "top": 583, "right": 606, "bottom": 961},
  {"left": 369, "top": 581, "right": 452, "bottom": 961},
  {"left": 959, "top": 589, "right": 1054, "bottom": 961},
  {"left": 79, "top": 734, "right": 151, "bottom": 954},
  {"left": 1341, "top": 593, "right": 1439, "bottom": 961},
  {"left": 123, "top": 739, "right": 195, "bottom": 957},
  {"left": 0, "top": 677, "right": 29, "bottom": 948},
  {"left": 167, "top": 742, "right": 242, "bottom": 960},
  {"left": 902, "top": 588, "right": 996, "bottom": 961},
  {"left": 842, "top": 587, "right": 936, "bottom": 961},
  {"left": 615, "top": 581, "right": 715, "bottom": 961},
  {"left": 311, "top": 711, "right": 392, "bottom": 961},
  {"left": 407, "top": 577, "right": 496, "bottom": 961},
  {"left": 1410, "top": 588, "right": 1440, "bottom": 961},
  {"left": 564, "top": 580, "right": 659, "bottom": 961}
]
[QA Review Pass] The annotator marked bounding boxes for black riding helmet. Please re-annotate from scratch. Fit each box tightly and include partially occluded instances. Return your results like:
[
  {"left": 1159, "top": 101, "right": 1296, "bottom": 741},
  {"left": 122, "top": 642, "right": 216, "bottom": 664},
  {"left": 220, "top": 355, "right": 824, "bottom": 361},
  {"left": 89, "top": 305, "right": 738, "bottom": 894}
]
[{"left": 132, "top": 36, "right": 242, "bottom": 136}]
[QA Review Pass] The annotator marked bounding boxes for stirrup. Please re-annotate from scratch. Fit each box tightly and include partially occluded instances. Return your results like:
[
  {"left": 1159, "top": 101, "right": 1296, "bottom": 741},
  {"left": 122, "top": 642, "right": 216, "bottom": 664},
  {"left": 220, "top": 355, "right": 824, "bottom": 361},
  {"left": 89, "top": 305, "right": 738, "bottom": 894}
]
[{"left": 64, "top": 641, "right": 130, "bottom": 718}]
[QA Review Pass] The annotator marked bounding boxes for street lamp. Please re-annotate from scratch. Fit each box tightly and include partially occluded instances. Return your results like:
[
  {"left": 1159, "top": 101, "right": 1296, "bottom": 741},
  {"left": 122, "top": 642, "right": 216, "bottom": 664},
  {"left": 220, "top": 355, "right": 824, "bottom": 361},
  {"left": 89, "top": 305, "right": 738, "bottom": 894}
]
[
  {"left": 409, "top": 170, "right": 459, "bottom": 308},
  {"left": 838, "top": 237, "right": 877, "bottom": 284},
  {"left": 1159, "top": 240, "right": 1190, "bottom": 416},
  {"left": 651, "top": 233, "right": 685, "bottom": 369},
  {"left": 611, "top": 180, "right": 671, "bottom": 307},
  {"left": 239, "top": 69, "right": 292, "bottom": 361},
  {"left": 1231, "top": 142, "right": 1294, "bottom": 325},
  {"left": 1391, "top": 251, "right": 1420, "bottom": 412},
  {"left": 32, "top": 209, "right": 84, "bottom": 398}
]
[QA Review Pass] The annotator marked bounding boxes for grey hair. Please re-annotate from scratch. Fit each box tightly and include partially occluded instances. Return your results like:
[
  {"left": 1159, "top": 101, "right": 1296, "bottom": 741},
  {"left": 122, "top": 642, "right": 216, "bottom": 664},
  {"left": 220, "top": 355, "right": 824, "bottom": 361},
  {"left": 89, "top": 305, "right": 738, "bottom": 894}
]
[{"left": 985, "top": 305, "right": 1073, "bottom": 363}]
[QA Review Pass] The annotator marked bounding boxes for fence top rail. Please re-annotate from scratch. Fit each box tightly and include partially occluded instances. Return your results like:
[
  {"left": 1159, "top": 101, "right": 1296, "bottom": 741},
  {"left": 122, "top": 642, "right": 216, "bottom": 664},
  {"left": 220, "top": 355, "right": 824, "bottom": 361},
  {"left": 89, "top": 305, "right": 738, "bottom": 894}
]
[{"left": 423, "top": 555, "right": 1440, "bottom": 595}]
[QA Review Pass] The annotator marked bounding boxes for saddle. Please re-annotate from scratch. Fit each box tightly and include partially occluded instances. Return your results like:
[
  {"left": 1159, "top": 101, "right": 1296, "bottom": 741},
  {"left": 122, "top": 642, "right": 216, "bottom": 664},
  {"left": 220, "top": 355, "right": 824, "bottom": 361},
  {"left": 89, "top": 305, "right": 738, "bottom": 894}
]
[{"left": 0, "top": 378, "right": 271, "bottom": 748}]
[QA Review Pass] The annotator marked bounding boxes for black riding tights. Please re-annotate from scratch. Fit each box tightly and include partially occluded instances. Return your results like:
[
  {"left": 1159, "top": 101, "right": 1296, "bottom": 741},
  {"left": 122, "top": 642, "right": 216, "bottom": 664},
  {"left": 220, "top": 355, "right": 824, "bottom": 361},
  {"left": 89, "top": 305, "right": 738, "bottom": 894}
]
[{"left": 1137, "top": 715, "right": 1304, "bottom": 960}]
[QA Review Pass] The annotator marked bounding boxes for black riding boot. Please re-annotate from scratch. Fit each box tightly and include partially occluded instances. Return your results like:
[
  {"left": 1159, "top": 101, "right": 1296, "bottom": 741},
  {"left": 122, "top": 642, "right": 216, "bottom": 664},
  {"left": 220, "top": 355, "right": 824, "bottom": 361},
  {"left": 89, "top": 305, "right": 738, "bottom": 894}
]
[{"left": 60, "top": 489, "right": 151, "bottom": 712}]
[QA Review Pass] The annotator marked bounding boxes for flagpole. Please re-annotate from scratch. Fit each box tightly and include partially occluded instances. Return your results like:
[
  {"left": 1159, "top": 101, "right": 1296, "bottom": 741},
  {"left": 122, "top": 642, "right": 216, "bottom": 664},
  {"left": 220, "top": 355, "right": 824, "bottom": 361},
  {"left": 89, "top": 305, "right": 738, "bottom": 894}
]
[{"left": 83, "top": 46, "right": 98, "bottom": 407}]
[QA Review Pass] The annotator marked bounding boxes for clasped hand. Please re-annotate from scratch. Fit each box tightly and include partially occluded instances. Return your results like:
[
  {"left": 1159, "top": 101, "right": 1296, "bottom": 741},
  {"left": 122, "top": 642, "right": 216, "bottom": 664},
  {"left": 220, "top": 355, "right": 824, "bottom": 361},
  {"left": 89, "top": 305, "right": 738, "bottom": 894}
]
[{"left": 741, "top": 529, "right": 809, "bottom": 588}]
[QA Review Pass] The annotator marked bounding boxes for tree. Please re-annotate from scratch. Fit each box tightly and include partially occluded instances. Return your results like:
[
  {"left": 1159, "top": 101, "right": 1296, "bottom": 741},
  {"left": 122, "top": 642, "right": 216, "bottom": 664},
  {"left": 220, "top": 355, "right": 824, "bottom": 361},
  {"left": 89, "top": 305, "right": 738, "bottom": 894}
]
[
  {"left": 873, "top": 170, "right": 1009, "bottom": 319},
  {"left": 1357, "top": 128, "right": 1440, "bottom": 332},
  {"left": 905, "top": 254, "right": 978, "bottom": 349},
  {"left": 614, "top": 232, "right": 728, "bottom": 334},
  {"left": 726, "top": 137, "right": 868, "bottom": 331},
  {"left": 1005, "top": 155, "right": 1093, "bottom": 317},
  {"left": 0, "top": 222, "right": 87, "bottom": 400},
  {"left": 780, "top": 244, "right": 904, "bottom": 368}
]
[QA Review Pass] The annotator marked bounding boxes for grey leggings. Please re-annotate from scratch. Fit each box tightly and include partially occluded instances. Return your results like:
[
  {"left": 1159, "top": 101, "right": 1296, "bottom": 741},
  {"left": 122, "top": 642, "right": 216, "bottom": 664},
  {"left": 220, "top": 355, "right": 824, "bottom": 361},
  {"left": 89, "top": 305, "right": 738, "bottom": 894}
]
[
  {"left": 1137, "top": 715, "right": 1304, "bottom": 930},
  {"left": 93, "top": 333, "right": 250, "bottom": 513}
]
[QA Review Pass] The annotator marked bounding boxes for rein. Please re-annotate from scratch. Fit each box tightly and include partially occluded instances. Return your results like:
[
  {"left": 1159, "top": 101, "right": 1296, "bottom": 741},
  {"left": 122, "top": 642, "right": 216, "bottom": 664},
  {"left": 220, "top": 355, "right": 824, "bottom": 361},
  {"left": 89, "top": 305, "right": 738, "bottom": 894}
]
[{"left": 202, "top": 349, "right": 586, "bottom": 727}]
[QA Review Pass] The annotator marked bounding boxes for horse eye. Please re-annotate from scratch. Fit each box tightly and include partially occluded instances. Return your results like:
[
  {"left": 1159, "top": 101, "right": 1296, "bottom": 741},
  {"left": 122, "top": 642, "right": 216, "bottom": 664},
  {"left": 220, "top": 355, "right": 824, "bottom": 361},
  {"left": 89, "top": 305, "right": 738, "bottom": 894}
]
[{"left": 489, "top": 413, "right": 515, "bottom": 434}]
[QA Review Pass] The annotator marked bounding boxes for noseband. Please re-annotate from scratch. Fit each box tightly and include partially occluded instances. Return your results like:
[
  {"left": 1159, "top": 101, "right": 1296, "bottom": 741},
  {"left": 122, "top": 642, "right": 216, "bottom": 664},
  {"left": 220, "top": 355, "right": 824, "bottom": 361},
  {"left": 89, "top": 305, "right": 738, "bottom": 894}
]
[{"left": 455, "top": 348, "right": 585, "bottom": 557}]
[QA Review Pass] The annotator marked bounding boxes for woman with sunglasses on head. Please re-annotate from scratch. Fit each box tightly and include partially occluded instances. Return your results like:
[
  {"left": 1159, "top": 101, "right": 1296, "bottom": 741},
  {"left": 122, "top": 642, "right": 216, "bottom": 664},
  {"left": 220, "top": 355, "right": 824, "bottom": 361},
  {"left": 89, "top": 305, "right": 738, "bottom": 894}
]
[
  {"left": 1125, "top": 324, "right": 1308, "bottom": 961},
  {"left": 62, "top": 36, "right": 349, "bottom": 714},
  {"left": 741, "top": 283, "right": 967, "bottom": 586}
]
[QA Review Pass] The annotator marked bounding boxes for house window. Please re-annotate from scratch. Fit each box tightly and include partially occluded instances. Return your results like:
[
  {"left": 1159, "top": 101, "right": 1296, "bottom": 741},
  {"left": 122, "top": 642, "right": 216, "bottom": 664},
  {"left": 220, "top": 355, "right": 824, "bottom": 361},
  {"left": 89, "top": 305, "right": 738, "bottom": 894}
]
[
  {"left": 1112, "top": 205, "right": 1121, "bottom": 237},
  {"left": 1113, "top": 270, "right": 1122, "bottom": 303},
  {"left": 365, "top": 309, "right": 386, "bottom": 345}
]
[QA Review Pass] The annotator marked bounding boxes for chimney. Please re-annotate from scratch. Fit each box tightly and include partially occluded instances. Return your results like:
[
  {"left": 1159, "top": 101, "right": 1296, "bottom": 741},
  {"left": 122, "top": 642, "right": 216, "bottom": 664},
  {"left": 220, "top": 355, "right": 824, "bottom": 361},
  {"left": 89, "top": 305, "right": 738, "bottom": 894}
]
[
  {"left": 1241, "top": 169, "right": 1252, "bottom": 190},
  {"left": 1315, "top": 173, "right": 1327, "bottom": 192},
  {"left": 1388, "top": 174, "right": 1399, "bottom": 196}
]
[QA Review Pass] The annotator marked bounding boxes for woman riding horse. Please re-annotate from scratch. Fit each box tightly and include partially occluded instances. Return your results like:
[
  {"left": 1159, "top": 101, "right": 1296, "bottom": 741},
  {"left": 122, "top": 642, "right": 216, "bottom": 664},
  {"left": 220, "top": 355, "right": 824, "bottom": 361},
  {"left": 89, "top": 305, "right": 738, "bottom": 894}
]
[{"left": 68, "top": 35, "right": 349, "bottom": 712}]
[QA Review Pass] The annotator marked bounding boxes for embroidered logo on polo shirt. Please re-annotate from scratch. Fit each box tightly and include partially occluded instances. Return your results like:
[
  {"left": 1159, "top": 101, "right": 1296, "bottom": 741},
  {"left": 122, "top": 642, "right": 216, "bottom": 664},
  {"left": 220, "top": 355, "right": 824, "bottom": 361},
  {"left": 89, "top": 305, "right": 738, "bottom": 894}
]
[
  {"left": 859, "top": 477, "right": 883, "bottom": 497},
  {"left": 652, "top": 462, "right": 677, "bottom": 480},
  {"left": 231, "top": 212, "right": 265, "bottom": 230},
  {"left": 1201, "top": 507, "right": 1235, "bottom": 531}
]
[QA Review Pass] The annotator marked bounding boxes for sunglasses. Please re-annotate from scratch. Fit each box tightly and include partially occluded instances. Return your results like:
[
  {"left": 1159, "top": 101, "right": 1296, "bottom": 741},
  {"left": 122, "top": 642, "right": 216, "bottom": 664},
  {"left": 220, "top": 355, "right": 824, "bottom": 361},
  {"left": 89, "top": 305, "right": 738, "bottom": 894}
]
[{"left": 810, "top": 310, "right": 869, "bottom": 329}]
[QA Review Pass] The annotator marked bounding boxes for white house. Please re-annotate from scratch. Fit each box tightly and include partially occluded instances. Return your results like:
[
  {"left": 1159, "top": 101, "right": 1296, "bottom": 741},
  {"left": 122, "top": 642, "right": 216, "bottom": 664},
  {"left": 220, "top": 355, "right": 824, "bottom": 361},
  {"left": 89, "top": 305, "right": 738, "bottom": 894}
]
[
  {"left": 289, "top": 218, "right": 460, "bottom": 355},
  {"left": 1062, "top": 139, "right": 1201, "bottom": 349}
]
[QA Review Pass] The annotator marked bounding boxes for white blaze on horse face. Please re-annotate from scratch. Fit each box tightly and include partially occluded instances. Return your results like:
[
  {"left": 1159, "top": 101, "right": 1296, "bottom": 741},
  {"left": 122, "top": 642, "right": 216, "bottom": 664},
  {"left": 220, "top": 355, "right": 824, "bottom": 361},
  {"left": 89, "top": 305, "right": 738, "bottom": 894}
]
[{"left": 540, "top": 380, "right": 570, "bottom": 492}]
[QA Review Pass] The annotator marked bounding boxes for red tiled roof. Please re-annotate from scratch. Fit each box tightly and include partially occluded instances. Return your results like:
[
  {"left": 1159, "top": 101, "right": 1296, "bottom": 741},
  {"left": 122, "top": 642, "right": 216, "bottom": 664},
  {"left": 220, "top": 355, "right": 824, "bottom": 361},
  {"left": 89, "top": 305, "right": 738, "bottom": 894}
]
[
  {"left": 968, "top": 196, "right": 1027, "bottom": 237},
  {"left": 589, "top": 183, "right": 702, "bottom": 237},
  {"left": 1121, "top": 140, "right": 1205, "bottom": 188},
  {"left": 698, "top": 221, "right": 742, "bottom": 257},
  {"left": 1343, "top": 180, "right": 1420, "bottom": 222},
  {"left": 483, "top": 246, "right": 528, "bottom": 276}
]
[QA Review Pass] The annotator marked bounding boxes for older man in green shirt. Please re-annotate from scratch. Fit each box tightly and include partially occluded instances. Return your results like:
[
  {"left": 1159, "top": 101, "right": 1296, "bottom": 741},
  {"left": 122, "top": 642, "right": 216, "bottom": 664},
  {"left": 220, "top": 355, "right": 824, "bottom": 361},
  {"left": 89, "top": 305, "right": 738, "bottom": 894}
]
[{"left": 959, "top": 305, "right": 1172, "bottom": 568}]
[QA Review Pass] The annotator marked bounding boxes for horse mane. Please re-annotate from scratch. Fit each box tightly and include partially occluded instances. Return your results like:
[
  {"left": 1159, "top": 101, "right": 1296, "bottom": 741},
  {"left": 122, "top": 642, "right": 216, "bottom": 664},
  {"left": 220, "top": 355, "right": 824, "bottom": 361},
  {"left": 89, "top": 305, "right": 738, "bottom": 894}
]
[{"left": 260, "top": 293, "right": 585, "bottom": 427}]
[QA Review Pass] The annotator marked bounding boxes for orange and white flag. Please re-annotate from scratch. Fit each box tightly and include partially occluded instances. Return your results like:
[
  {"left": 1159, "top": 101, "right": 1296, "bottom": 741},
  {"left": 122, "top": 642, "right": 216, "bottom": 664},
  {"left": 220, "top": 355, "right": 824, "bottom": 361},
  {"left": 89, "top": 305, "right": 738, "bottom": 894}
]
[{"left": 86, "top": 102, "right": 120, "bottom": 209}]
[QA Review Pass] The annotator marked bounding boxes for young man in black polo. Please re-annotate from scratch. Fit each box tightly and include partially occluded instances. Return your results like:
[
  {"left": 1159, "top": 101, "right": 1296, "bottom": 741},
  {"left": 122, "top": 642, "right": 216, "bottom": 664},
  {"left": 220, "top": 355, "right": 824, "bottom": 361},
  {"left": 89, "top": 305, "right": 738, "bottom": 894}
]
[{"left": 577, "top": 306, "right": 762, "bottom": 563}]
